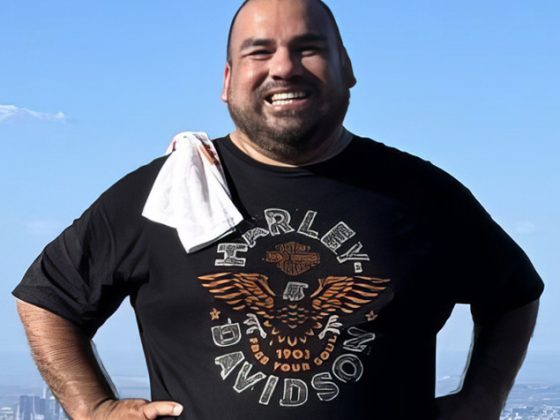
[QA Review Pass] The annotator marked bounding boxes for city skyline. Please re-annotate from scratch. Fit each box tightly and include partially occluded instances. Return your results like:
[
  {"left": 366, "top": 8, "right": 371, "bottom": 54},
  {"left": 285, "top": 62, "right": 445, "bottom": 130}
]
[{"left": 1, "top": 378, "right": 559, "bottom": 420}]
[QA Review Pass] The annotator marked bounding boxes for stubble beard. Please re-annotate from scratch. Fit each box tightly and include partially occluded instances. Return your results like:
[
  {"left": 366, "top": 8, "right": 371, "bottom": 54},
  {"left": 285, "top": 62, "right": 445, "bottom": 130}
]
[{"left": 227, "top": 86, "right": 350, "bottom": 162}]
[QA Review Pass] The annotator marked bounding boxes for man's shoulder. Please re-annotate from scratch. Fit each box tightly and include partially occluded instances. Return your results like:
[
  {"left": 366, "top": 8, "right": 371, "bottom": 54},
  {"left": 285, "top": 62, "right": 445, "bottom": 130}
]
[
  {"left": 94, "top": 155, "right": 168, "bottom": 214},
  {"left": 346, "top": 134, "right": 459, "bottom": 196}
]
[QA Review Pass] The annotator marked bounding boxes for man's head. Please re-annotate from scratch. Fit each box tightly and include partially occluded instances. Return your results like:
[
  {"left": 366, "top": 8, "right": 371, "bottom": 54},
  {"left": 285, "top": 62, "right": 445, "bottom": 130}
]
[
  {"left": 221, "top": 0, "right": 356, "bottom": 162},
  {"left": 225, "top": 0, "right": 345, "bottom": 65}
]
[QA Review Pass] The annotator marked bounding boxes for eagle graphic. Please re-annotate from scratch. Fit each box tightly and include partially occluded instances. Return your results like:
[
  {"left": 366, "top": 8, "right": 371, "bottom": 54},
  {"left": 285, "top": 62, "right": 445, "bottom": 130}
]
[{"left": 198, "top": 273, "right": 390, "bottom": 347}]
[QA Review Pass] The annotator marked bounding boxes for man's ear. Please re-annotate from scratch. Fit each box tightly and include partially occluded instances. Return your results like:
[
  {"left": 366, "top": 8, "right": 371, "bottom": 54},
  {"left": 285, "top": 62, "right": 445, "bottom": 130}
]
[
  {"left": 342, "top": 47, "right": 356, "bottom": 88},
  {"left": 221, "top": 63, "right": 232, "bottom": 102}
]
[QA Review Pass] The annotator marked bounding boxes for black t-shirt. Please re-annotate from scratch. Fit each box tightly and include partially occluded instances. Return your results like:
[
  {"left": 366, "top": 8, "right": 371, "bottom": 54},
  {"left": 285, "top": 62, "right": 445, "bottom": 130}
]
[{"left": 13, "top": 135, "right": 544, "bottom": 419}]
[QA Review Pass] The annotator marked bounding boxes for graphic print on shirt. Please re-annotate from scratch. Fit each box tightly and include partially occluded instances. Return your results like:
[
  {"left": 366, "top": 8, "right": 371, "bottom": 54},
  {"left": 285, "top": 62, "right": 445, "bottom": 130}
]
[{"left": 198, "top": 208, "right": 393, "bottom": 408}]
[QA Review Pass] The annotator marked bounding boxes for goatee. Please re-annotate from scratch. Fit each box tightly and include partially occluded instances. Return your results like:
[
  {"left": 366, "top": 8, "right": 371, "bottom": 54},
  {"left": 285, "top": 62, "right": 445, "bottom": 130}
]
[{"left": 227, "top": 88, "right": 350, "bottom": 161}]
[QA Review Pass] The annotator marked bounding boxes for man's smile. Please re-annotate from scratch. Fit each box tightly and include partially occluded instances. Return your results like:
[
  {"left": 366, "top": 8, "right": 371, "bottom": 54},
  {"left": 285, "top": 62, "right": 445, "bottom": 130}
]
[{"left": 264, "top": 90, "right": 313, "bottom": 110}]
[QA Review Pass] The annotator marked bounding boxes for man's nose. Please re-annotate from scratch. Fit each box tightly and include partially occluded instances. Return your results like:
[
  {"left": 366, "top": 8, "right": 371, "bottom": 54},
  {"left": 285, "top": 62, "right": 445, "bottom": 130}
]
[{"left": 269, "top": 48, "right": 303, "bottom": 80}]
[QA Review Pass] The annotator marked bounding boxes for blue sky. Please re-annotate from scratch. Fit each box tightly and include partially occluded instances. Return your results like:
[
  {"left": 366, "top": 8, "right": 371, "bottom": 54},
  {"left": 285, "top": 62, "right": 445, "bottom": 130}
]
[{"left": 1, "top": 0, "right": 558, "bottom": 387}]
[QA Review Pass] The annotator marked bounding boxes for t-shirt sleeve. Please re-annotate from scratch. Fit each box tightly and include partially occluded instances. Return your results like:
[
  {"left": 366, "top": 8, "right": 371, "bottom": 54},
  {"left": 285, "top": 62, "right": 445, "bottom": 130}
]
[
  {"left": 436, "top": 178, "right": 544, "bottom": 324},
  {"left": 12, "top": 160, "right": 161, "bottom": 337}
]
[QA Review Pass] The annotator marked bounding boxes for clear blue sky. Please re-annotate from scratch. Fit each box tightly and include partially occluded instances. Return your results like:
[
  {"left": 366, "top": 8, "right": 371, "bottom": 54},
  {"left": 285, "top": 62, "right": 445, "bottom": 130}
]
[{"left": 1, "top": 0, "right": 558, "bottom": 387}]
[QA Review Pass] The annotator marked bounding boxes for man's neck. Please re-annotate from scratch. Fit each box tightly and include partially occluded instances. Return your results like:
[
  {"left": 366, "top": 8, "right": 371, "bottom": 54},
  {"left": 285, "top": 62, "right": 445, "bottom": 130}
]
[{"left": 228, "top": 126, "right": 351, "bottom": 167}]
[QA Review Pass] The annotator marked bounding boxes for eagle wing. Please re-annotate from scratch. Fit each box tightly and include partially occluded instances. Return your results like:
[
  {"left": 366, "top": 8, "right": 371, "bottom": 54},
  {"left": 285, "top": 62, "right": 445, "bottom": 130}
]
[
  {"left": 198, "top": 272, "right": 276, "bottom": 319},
  {"left": 310, "top": 276, "right": 390, "bottom": 321}
]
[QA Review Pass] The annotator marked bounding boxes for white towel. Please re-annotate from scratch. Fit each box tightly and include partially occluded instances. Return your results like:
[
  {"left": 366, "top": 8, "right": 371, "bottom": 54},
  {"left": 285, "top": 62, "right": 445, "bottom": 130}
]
[{"left": 142, "top": 131, "right": 244, "bottom": 253}]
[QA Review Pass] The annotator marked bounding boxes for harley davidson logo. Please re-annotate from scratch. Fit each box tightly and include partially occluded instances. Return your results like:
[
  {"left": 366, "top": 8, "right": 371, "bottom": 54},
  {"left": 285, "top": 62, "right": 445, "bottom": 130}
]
[{"left": 265, "top": 241, "right": 321, "bottom": 276}]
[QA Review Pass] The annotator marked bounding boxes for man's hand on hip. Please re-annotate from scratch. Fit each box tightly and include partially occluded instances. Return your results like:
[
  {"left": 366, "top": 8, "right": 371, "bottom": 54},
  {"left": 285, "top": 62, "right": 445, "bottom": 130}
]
[
  {"left": 16, "top": 301, "right": 183, "bottom": 420},
  {"left": 92, "top": 399, "right": 183, "bottom": 419}
]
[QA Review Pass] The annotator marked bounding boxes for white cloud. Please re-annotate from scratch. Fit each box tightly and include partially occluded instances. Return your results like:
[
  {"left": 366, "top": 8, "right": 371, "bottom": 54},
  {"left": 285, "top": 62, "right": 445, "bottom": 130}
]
[{"left": 0, "top": 104, "right": 67, "bottom": 123}]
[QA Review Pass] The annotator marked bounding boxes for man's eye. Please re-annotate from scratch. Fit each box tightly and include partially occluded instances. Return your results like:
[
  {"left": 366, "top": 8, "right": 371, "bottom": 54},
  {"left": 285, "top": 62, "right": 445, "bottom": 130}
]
[
  {"left": 299, "top": 46, "right": 322, "bottom": 56},
  {"left": 249, "top": 49, "right": 272, "bottom": 56}
]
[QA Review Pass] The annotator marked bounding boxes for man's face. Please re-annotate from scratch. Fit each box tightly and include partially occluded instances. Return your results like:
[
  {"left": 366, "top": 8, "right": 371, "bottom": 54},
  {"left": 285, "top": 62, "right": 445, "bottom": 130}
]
[{"left": 222, "top": 0, "right": 355, "bottom": 159}]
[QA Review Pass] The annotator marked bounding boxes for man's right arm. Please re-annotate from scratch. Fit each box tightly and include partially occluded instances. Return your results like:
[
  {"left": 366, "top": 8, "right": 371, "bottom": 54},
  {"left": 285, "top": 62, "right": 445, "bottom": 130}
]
[{"left": 16, "top": 299, "right": 183, "bottom": 420}]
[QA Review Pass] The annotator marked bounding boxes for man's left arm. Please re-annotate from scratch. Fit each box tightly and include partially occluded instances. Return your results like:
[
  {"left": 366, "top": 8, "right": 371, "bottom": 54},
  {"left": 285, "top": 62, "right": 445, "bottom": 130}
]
[{"left": 436, "top": 298, "right": 539, "bottom": 420}]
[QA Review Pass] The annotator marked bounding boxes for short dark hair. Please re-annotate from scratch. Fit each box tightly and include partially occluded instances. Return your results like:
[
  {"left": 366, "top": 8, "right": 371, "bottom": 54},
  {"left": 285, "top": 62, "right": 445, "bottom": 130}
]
[{"left": 226, "top": 0, "right": 345, "bottom": 64}]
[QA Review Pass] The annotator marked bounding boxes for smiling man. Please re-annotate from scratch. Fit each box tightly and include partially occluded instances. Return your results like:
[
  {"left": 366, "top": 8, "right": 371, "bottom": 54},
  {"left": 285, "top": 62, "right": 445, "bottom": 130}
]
[
  {"left": 14, "top": 0, "right": 543, "bottom": 419},
  {"left": 223, "top": 0, "right": 355, "bottom": 165}
]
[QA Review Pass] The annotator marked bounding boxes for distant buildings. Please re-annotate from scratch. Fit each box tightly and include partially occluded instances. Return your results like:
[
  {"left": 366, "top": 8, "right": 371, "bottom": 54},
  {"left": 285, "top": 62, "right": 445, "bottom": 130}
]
[
  {"left": 0, "top": 386, "right": 67, "bottom": 420},
  {"left": 0, "top": 406, "right": 15, "bottom": 420},
  {"left": 501, "top": 406, "right": 560, "bottom": 420},
  {"left": 1, "top": 380, "right": 559, "bottom": 419}
]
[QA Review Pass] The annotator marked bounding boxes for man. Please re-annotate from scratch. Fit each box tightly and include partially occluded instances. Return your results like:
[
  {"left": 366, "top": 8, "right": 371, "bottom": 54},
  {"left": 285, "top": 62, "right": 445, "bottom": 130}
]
[{"left": 14, "top": 0, "right": 543, "bottom": 419}]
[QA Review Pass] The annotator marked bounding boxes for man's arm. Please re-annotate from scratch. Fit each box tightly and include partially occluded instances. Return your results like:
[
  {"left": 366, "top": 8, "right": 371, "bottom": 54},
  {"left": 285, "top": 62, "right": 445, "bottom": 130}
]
[
  {"left": 16, "top": 299, "right": 183, "bottom": 420},
  {"left": 436, "top": 299, "right": 539, "bottom": 420}
]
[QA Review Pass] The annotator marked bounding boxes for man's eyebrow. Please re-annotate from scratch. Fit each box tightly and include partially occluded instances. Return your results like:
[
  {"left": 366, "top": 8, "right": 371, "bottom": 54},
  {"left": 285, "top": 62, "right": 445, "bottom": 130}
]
[
  {"left": 238, "top": 34, "right": 328, "bottom": 51},
  {"left": 292, "top": 33, "right": 328, "bottom": 44},
  {"left": 239, "top": 37, "right": 275, "bottom": 51}
]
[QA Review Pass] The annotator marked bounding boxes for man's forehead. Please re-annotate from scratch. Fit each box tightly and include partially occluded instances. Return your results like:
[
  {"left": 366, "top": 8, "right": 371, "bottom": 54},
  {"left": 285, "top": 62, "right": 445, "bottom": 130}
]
[{"left": 230, "top": 0, "right": 336, "bottom": 45}]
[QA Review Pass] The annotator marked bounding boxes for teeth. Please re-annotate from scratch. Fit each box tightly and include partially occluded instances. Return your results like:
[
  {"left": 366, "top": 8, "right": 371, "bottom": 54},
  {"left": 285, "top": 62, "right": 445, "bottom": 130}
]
[
  {"left": 270, "top": 91, "right": 308, "bottom": 104},
  {"left": 272, "top": 99, "right": 294, "bottom": 106}
]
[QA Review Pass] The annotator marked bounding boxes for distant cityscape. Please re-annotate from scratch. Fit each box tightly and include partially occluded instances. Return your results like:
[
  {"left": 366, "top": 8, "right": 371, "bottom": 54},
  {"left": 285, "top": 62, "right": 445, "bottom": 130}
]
[
  {"left": 0, "top": 386, "right": 67, "bottom": 420},
  {"left": 500, "top": 383, "right": 560, "bottom": 420},
  {"left": 0, "top": 380, "right": 559, "bottom": 419}
]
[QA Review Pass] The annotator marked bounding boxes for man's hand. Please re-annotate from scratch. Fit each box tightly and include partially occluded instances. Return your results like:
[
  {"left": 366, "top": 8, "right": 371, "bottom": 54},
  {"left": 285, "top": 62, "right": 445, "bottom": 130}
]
[
  {"left": 91, "top": 399, "right": 183, "bottom": 419},
  {"left": 16, "top": 300, "right": 184, "bottom": 420}
]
